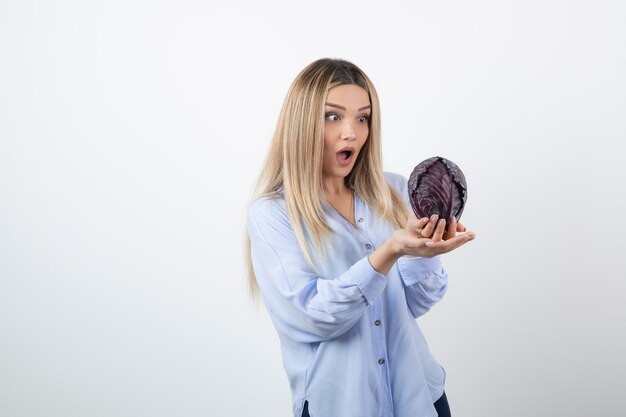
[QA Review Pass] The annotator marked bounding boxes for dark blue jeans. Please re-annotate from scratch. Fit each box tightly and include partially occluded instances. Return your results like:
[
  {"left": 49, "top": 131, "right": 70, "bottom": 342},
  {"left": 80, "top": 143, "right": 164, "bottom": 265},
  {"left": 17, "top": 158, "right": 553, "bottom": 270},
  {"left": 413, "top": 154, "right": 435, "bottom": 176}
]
[
  {"left": 301, "top": 391, "right": 451, "bottom": 416},
  {"left": 434, "top": 391, "right": 451, "bottom": 417}
]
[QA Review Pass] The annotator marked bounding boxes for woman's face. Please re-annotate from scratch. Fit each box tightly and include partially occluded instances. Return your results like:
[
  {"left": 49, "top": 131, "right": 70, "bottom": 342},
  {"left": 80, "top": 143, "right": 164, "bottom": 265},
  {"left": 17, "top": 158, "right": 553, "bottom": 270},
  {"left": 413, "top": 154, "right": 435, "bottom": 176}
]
[{"left": 322, "top": 84, "right": 371, "bottom": 182}]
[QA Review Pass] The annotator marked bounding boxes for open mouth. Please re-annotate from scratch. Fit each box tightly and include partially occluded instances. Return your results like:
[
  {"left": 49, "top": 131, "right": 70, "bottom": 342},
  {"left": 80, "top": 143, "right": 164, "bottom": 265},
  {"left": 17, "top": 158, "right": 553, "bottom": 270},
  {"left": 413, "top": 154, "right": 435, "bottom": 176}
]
[
  {"left": 336, "top": 148, "right": 355, "bottom": 166},
  {"left": 338, "top": 150, "right": 353, "bottom": 160}
]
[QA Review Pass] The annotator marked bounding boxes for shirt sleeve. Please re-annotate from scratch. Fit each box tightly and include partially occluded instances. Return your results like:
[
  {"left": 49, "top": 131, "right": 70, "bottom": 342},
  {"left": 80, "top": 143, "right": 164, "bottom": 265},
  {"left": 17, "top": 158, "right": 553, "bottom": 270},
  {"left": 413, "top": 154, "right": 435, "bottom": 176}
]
[
  {"left": 397, "top": 256, "right": 448, "bottom": 319},
  {"left": 247, "top": 198, "right": 388, "bottom": 343}
]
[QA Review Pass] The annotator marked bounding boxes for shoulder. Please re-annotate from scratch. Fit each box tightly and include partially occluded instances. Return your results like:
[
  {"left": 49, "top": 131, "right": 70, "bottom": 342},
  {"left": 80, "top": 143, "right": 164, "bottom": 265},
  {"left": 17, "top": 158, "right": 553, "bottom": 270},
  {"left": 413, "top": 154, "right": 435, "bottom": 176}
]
[
  {"left": 247, "top": 192, "right": 290, "bottom": 228},
  {"left": 384, "top": 171, "right": 408, "bottom": 194},
  {"left": 247, "top": 192, "right": 299, "bottom": 244}
]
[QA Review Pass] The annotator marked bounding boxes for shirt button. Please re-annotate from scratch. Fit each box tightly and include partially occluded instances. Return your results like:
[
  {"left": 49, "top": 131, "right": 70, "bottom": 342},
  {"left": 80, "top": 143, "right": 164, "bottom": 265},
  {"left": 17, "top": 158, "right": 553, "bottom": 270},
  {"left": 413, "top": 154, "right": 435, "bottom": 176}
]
[
  {"left": 358, "top": 217, "right": 364, "bottom": 223},
  {"left": 365, "top": 243, "right": 372, "bottom": 250},
  {"left": 378, "top": 358, "right": 385, "bottom": 365},
  {"left": 374, "top": 320, "right": 381, "bottom": 326}
]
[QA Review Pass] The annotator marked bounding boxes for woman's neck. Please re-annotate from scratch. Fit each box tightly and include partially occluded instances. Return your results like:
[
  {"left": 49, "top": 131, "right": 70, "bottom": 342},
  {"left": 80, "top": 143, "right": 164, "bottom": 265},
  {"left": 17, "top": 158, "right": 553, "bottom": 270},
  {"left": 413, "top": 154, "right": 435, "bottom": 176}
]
[
  {"left": 322, "top": 176, "right": 349, "bottom": 197},
  {"left": 322, "top": 177, "right": 355, "bottom": 227}
]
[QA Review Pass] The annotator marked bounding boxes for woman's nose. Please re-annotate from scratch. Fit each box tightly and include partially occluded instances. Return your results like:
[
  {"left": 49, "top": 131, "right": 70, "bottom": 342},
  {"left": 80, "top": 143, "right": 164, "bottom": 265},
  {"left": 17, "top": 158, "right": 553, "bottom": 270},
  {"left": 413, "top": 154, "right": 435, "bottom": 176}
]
[{"left": 341, "top": 121, "right": 357, "bottom": 141}]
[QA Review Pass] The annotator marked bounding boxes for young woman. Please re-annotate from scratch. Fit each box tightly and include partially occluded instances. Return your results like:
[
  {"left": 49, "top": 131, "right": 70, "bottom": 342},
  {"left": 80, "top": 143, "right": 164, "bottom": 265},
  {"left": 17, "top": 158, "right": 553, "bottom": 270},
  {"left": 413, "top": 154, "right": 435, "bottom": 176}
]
[{"left": 245, "top": 58, "right": 475, "bottom": 417}]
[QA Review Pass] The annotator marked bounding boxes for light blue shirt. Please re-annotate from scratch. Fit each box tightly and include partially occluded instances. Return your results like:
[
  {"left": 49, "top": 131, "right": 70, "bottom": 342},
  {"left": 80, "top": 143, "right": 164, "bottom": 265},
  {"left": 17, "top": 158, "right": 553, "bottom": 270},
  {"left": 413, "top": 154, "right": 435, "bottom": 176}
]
[{"left": 247, "top": 172, "right": 448, "bottom": 417}]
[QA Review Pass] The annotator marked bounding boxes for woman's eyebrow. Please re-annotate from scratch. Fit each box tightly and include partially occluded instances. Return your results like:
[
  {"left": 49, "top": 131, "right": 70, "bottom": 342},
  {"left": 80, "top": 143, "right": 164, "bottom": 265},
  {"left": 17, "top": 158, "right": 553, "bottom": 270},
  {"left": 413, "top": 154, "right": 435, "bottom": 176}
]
[{"left": 325, "top": 102, "right": 372, "bottom": 111}]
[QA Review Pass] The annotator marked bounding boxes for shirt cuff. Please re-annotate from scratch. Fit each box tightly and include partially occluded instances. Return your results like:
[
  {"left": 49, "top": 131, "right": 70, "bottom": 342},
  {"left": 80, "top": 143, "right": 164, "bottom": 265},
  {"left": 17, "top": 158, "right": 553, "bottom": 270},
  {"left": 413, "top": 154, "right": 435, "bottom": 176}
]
[
  {"left": 397, "top": 256, "right": 444, "bottom": 286},
  {"left": 350, "top": 256, "right": 387, "bottom": 305}
]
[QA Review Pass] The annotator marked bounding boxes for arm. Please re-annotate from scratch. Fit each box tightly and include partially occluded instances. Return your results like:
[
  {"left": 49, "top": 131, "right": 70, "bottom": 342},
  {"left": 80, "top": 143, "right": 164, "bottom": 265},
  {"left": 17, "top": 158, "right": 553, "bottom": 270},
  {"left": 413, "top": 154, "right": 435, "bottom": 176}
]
[
  {"left": 381, "top": 172, "right": 474, "bottom": 317},
  {"left": 367, "top": 218, "right": 452, "bottom": 318},
  {"left": 398, "top": 256, "right": 448, "bottom": 318},
  {"left": 247, "top": 199, "right": 387, "bottom": 343},
  {"left": 363, "top": 213, "right": 465, "bottom": 318}
]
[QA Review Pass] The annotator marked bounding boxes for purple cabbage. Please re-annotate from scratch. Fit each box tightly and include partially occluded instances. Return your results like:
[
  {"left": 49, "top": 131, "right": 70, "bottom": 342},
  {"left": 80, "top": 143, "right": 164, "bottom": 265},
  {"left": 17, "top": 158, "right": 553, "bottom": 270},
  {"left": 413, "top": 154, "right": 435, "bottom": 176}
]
[{"left": 408, "top": 156, "right": 467, "bottom": 229}]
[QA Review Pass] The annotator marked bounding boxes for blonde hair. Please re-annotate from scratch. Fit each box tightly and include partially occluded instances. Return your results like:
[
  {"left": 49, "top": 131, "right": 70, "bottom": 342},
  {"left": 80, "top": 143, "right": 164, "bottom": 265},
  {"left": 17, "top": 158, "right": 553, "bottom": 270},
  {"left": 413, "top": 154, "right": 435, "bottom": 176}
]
[{"left": 245, "top": 58, "right": 409, "bottom": 300}]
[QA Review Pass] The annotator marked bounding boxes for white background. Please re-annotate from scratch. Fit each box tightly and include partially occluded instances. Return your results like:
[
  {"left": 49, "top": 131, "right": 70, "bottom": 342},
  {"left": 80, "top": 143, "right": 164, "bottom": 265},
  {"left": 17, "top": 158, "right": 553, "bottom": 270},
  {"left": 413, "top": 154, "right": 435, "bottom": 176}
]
[{"left": 1, "top": 1, "right": 625, "bottom": 416}]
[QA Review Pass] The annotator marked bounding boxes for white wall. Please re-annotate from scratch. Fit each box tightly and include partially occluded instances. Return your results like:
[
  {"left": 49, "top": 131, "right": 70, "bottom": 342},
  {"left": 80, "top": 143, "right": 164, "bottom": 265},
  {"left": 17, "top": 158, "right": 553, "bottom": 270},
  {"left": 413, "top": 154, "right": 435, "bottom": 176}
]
[{"left": 1, "top": 1, "right": 624, "bottom": 416}]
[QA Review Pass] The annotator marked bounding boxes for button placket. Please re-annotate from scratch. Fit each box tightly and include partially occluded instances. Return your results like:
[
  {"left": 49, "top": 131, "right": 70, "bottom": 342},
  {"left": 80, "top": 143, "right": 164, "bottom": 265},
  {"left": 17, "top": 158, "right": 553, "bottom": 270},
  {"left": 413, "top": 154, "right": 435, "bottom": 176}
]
[
  {"left": 370, "top": 303, "right": 387, "bottom": 370},
  {"left": 352, "top": 196, "right": 374, "bottom": 253},
  {"left": 353, "top": 196, "right": 368, "bottom": 237}
]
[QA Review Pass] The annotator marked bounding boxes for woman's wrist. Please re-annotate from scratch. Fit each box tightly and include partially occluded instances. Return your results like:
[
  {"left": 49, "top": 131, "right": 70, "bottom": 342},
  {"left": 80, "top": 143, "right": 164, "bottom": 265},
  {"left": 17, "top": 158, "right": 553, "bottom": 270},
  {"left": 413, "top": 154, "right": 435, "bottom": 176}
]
[
  {"left": 389, "top": 229, "right": 404, "bottom": 257},
  {"left": 367, "top": 234, "right": 403, "bottom": 275},
  {"left": 393, "top": 229, "right": 419, "bottom": 258}
]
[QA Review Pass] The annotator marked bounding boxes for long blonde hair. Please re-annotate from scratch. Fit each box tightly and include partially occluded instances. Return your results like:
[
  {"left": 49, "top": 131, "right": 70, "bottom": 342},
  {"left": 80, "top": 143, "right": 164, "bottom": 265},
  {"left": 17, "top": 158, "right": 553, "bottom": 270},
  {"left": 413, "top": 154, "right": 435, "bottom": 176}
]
[{"left": 245, "top": 58, "right": 409, "bottom": 300}]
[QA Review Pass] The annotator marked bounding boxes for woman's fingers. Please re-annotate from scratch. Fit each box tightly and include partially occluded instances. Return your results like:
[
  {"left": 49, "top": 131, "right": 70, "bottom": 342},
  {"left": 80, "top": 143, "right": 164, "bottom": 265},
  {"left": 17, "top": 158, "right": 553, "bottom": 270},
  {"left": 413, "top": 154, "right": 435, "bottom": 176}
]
[
  {"left": 407, "top": 216, "right": 430, "bottom": 237},
  {"left": 444, "top": 217, "right": 458, "bottom": 240},
  {"left": 406, "top": 210, "right": 427, "bottom": 228},
  {"left": 420, "top": 214, "right": 439, "bottom": 238},
  {"left": 398, "top": 225, "right": 476, "bottom": 258},
  {"left": 416, "top": 217, "right": 430, "bottom": 230},
  {"left": 426, "top": 231, "right": 475, "bottom": 252},
  {"left": 413, "top": 214, "right": 468, "bottom": 242},
  {"left": 432, "top": 219, "right": 446, "bottom": 242}
]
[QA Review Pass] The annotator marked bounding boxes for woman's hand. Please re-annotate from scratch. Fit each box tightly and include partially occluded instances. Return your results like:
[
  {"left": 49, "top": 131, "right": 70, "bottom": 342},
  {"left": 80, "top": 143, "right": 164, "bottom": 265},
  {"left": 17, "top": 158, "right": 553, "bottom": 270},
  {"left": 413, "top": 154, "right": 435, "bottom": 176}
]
[
  {"left": 368, "top": 211, "right": 476, "bottom": 275},
  {"left": 394, "top": 212, "right": 475, "bottom": 258},
  {"left": 406, "top": 211, "right": 467, "bottom": 240}
]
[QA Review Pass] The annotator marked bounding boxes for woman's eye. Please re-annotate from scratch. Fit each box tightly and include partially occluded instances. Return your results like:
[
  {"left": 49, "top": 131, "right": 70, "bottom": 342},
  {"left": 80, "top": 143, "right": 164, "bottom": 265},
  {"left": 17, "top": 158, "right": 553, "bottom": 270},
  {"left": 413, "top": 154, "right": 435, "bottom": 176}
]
[
  {"left": 325, "top": 113, "right": 339, "bottom": 121},
  {"left": 357, "top": 115, "right": 370, "bottom": 123}
]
